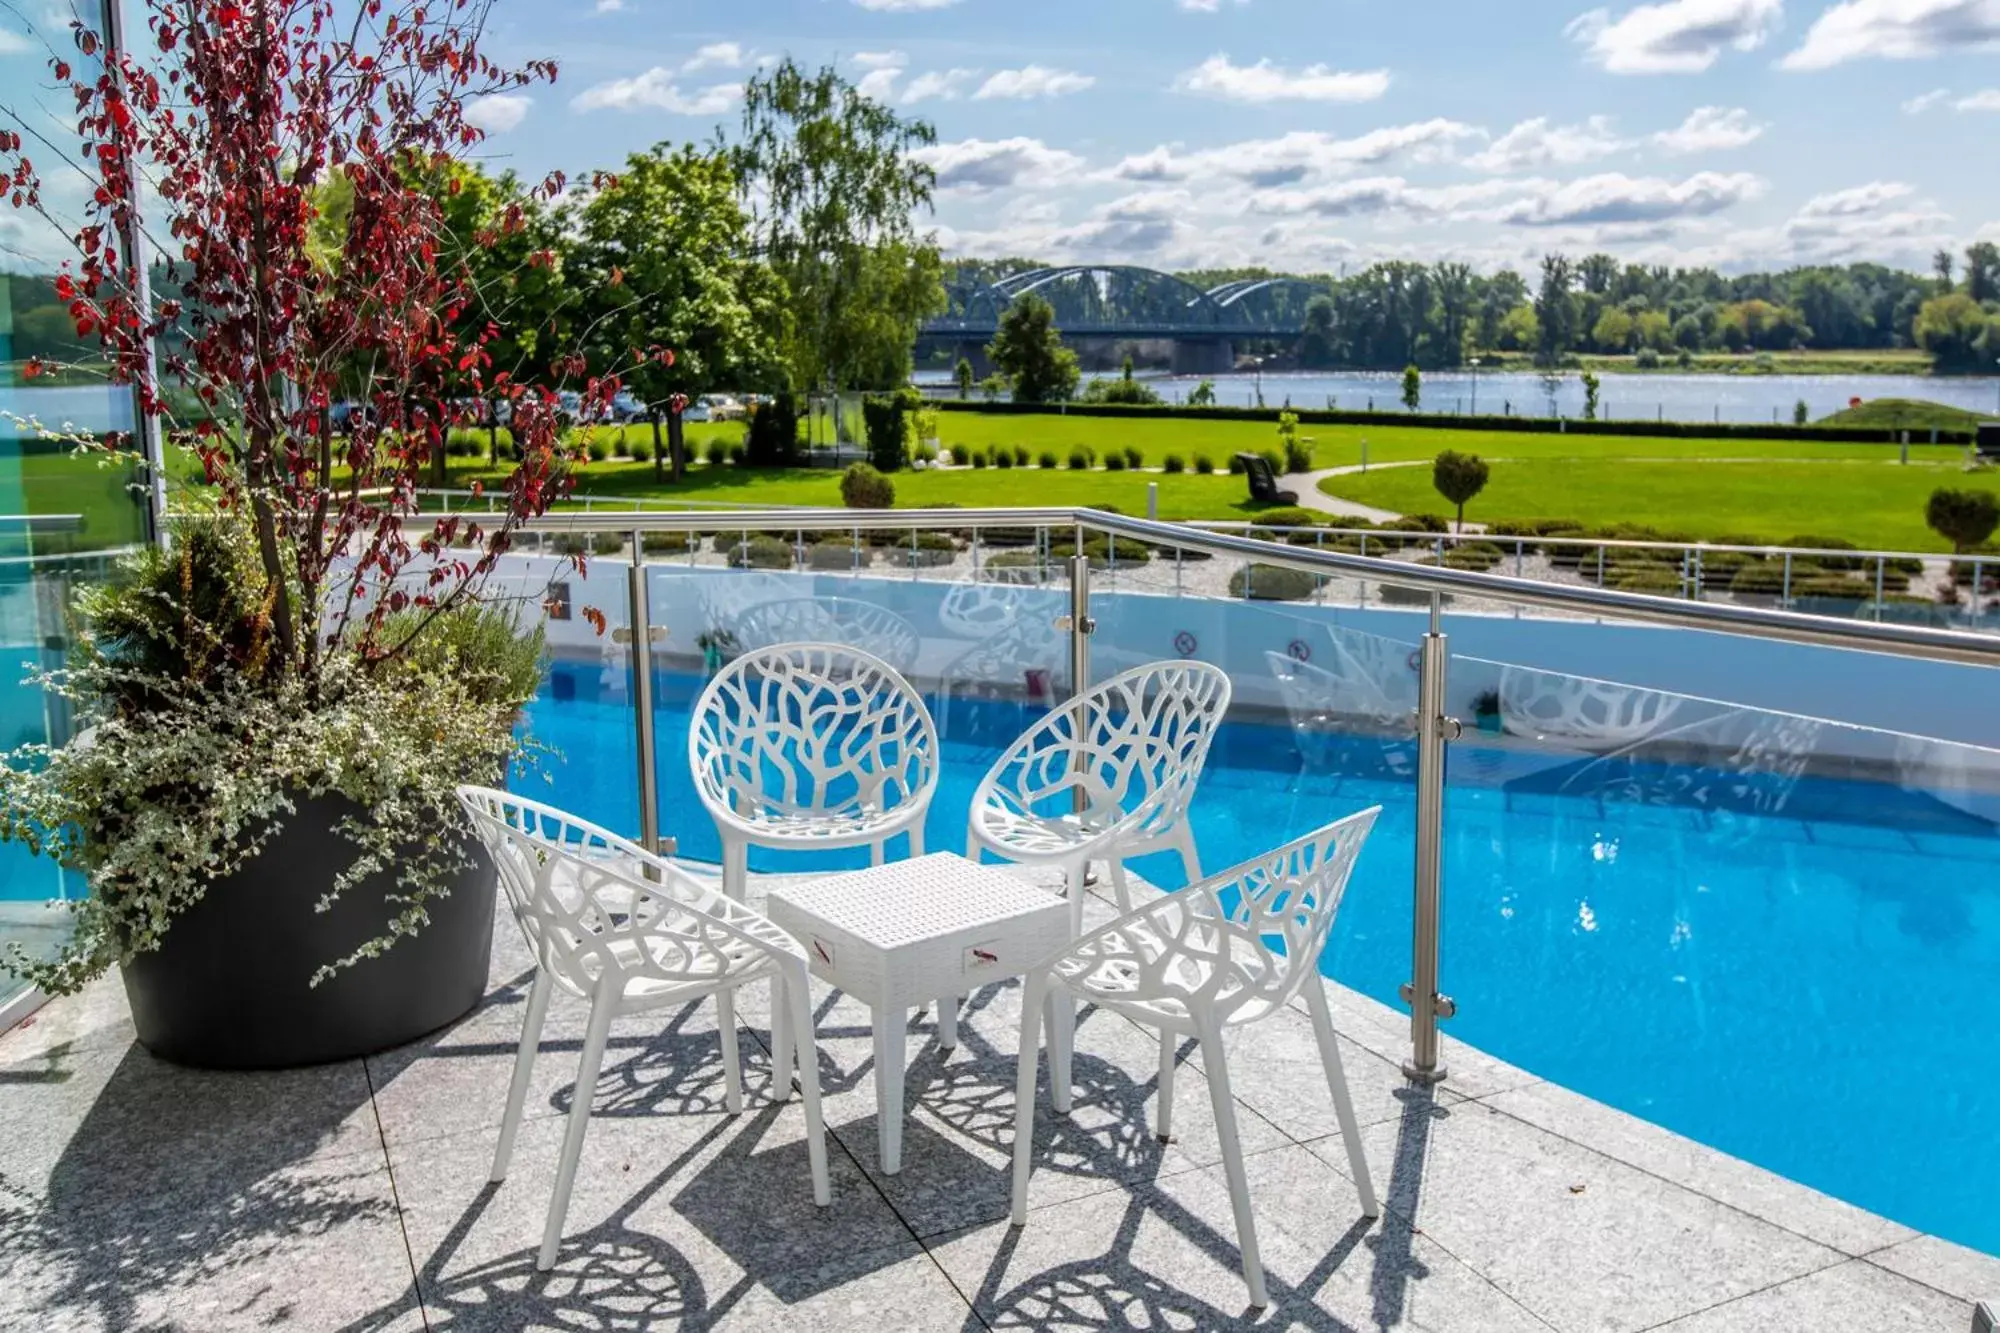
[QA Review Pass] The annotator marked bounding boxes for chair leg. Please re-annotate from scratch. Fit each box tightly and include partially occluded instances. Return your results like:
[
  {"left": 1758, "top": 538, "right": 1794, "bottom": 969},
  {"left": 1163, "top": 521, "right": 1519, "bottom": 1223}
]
[
  {"left": 1107, "top": 857, "right": 1134, "bottom": 912},
  {"left": 908, "top": 823, "right": 925, "bottom": 858},
  {"left": 869, "top": 839, "right": 885, "bottom": 867},
  {"left": 1010, "top": 969, "right": 1049, "bottom": 1226},
  {"left": 769, "top": 976, "right": 793, "bottom": 1103},
  {"left": 717, "top": 986, "right": 744, "bottom": 1114},
  {"left": 1155, "top": 1030, "right": 1177, "bottom": 1143},
  {"left": 492, "top": 968, "right": 554, "bottom": 1183},
  {"left": 1045, "top": 985, "right": 1073, "bottom": 1116},
  {"left": 786, "top": 968, "right": 832, "bottom": 1206},
  {"left": 1174, "top": 824, "right": 1203, "bottom": 886},
  {"left": 537, "top": 988, "right": 617, "bottom": 1272},
  {"left": 721, "top": 836, "right": 749, "bottom": 903},
  {"left": 1198, "top": 1018, "right": 1268, "bottom": 1309},
  {"left": 1305, "top": 977, "right": 1380, "bottom": 1218},
  {"left": 872, "top": 1005, "right": 908, "bottom": 1174}
]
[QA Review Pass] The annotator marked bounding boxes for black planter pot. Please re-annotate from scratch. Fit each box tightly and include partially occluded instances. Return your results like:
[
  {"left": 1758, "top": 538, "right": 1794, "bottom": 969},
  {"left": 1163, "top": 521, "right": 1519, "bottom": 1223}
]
[{"left": 121, "top": 793, "right": 496, "bottom": 1069}]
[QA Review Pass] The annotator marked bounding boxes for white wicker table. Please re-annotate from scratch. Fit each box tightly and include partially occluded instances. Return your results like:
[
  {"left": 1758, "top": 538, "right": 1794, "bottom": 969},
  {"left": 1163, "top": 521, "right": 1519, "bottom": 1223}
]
[{"left": 765, "top": 853, "right": 1072, "bottom": 1175}]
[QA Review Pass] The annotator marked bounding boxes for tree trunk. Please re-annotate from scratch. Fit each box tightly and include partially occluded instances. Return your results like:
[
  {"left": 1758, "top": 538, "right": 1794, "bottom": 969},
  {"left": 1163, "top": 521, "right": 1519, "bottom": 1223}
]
[
  {"left": 668, "top": 410, "right": 686, "bottom": 484},
  {"left": 488, "top": 398, "right": 499, "bottom": 466},
  {"left": 651, "top": 409, "right": 665, "bottom": 483}
]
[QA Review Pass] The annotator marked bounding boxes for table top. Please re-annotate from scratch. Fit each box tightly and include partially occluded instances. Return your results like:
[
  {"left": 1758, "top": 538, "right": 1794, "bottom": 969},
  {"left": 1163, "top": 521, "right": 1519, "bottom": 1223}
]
[{"left": 765, "top": 853, "right": 1066, "bottom": 950}]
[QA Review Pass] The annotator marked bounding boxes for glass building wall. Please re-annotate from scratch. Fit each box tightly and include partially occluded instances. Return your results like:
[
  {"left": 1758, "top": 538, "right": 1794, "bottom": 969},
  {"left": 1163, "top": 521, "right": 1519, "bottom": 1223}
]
[{"left": 0, "top": 0, "right": 151, "bottom": 1013}]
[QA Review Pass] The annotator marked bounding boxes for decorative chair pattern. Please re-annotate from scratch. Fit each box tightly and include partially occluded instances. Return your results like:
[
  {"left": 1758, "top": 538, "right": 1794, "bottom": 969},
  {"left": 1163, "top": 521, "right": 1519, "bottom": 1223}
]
[
  {"left": 1010, "top": 808, "right": 1383, "bottom": 1309},
  {"left": 967, "top": 660, "right": 1233, "bottom": 928},
  {"left": 689, "top": 642, "right": 940, "bottom": 902},
  {"left": 729, "top": 596, "right": 922, "bottom": 678},
  {"left": 1498, "top": 665, "right": 1681, "bottom": 752},
  {"left": 938, "top": 573, "right": 1037, "bottom": 641},
  {"left": 455, "top": 786, "right": 831, "bottom": 1272}
]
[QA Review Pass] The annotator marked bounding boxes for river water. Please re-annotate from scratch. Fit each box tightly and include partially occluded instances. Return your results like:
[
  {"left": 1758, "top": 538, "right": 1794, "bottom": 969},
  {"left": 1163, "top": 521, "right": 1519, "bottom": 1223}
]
[{"left": 920, "top": 369, "right": 2000, "bottom": 426}]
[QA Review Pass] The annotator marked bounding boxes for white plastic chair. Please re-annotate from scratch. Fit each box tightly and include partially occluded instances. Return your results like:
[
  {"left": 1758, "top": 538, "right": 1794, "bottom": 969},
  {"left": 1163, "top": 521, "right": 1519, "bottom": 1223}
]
[
  {"left": 729, "top": 596, "right": 922, "bottom": 677},
  {"left": 968, "top": 660, "right": 1233, "bottom": 930},
  {"left": 456, "top": 786, "right": 831, "bottom": 1272},
  {"left": 689, "top": 642, "right": 941, "bottom": 902},
  {"left": 1010, "top": 809, "right": 1383, "bottom": 1309}
]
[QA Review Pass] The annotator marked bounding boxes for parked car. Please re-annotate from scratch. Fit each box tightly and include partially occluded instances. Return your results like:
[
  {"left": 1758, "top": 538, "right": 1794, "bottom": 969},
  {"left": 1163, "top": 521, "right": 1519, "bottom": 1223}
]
[
  {"left": 681, "top": 400, "right": 713, "bottom": 423},
  {"left": 609, "top": 390, "right": 646, "bottom": 423},
  {"left": 701, "top": 394, "right": 746, "bottom": 422}
]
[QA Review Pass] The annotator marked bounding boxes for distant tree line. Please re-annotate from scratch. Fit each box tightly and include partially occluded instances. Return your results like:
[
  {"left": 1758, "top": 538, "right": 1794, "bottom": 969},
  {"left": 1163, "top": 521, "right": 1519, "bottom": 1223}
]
[{"left": 951, "top": 245, "right": 2000, "bottom": 373}]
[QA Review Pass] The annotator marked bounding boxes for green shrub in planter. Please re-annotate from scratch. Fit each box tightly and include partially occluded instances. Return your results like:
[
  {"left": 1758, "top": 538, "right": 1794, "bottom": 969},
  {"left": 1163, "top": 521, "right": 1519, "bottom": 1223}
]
[
  {"left": 1782, "top": 535, "right": 1862, "bottom": 571},
  {"left": 726, "top": 536, "right": 795, "bottom": 569},
  {"left": 808, "top": 539, "right": 870, "bottom": 570},
  {"left": 705, "top": 439, "right": 728, "bottom": 466},
  {"left": 1163, "top": 453, "right": 1186, "bottom": 474},
  {"left": 1123, "top": 446, "right": 1144, "bottom": 469},
  {"left": 983, "top": 550, "right": 1051, "bottom": 580},
  {"left": 1611, "top": 569, "right": 1687, "bottom": 595},
  {"left": 1104, "top": 452, "right": 1127, "bottom": 471},
  {"left": 1038, "top": 450, "right": 1058, "bottom": 469},
  {"left": 1441, "top": 542, "right": 1505, "bottom": 572},
  {"left": 1012, "top": 445, "right": 1030, "bottom": 467},
  {"left": 629, "top": 442, "right": 651, "bottom": 463},
  {"left": 1377, "top": 582, "right": 1450, "bottom": 607},
  {"left": 1730, "top": 563, "right": 1788, "bottom": 595},
  {"left": 1067, "top": 448, "right": 1091, "bottom": 470},
  {"left": 641, "top": 532, "right": 694, "bottom": 554},
  {"left": 1229, "top": 563, "right": 1319, "bottom": 601},
  {"left": 1248, "top": 506, "right": 1321, "bottom": 530},
  {"left": 1195, "top": 454, "right": 1216, "bottom": 474},
  {"left": 592, "top": 532, "right": 626, "bottom": 556},
  {"left": 970, "top": 450, "right": 989, "bottom": 469}
]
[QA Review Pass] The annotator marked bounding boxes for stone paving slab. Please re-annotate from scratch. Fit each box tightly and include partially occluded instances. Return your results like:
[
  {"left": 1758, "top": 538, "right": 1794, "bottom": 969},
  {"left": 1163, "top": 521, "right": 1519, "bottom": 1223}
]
[{"left": 0, "top": 867, "right": 1990, "bottom": 1333}]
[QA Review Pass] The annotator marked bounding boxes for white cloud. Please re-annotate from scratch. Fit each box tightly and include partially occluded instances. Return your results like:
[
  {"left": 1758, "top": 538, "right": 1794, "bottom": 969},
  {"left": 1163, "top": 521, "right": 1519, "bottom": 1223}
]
[
  {"left": 1795, "top": 181, "right": 1915, "bottom": 217},
  {"left": 682, "top": 42, "right": 748, "bottom": 72},
  {"left": 1174, "top": 53, "right": 1390, "bottom": 102},
  {"left": 1244, "top": 175, "right": 1532, "bottom": 220},
  {"left": 570, "top": 70, "right": 741, "bottom": 114},
  {"left": 1784, "top": 0, "right": 2000, "bottom": 69},
  {"left": 1652, "top": 105, "right": 1765, "bottom": 152},
  {"left": 1902, "top": 86, "right": 1952, "bottom": 111},
  {"left": 1567, "top": 0, "right": 1783, "bottom": 73},
  {"left": 851, "top": 0, "right": 961, "bottom": 9},
  {"left": 1179, "top": 0, "right": 1249, "bottom": 10},
  {"left": 901, "top": 68, "right": 977, "bottom": 103},
  {"left": 852, "top": 50, "right": 907, "bottom": 68},
  {"left": 1475, "top": 170, "right": 1765, "bottom": 226},
  {"left": 1957, "top": 87, "right": 2000, "bottom": 109},
  {"left": 1466, "top": 116, "right": 1629, "bottom": 172},
  {"left": 0, "top": 26, "right": 32, "bottom": 52},
  {"left": 914, "top": 137, "right": 1085, "bottom": 192},
  {"left": 593, "top": 0, "right": 623, "bottom": 11},
  {"left": 463, "top": 93, "right": 532, "bottom": 134},
  {"left": 856, "top": 64, "right": 903, "bottom": 100},
  {"left": 975, "top": 65, "right": 1095, "bottom": 99},
  {"left": 1108, "top": 119, "right": 1481, "bottom": 187}
]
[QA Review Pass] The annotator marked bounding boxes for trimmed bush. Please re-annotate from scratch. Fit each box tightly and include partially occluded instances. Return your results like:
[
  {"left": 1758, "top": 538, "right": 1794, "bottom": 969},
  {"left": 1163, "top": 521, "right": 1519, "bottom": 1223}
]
[
  {"left": 970, "top": 450, "right": 989, "bottom": 469},
  {"left": 984, "top": 550, "right": 1051, "bottom": 580},
  {"left": 1227, "top": 454, "right": 1246, "bottom": 474},
  {"left": 807, "top": 539, "right": 870, "bottom": 570},
  {"left": 705, "top": 439, "right": 728, "bottom": 466},
  {"left": 1104, "top": 452, "right": 1127, "bottom": 471},
  {"left": 1441, "top": 542, "right": 1505, "bottom": 572},
  {"left": 1782, "top": 534, "right": 1862, "bottom": 571},
  {"left": 1122, "top": 446, "right": 1144, "bottom": 469},
  {"left": 1162, "top": 453, "right": 1186, "bottom": 474},
  {"left": 1246, "top": 506, "right": 1322, "bottom": 529},
  {"left": 840, "top": 462, "right": 896, "bottom": 509},
  {"left": 1012, "top": 445, "right": 1030, "bottom": 466},
  {"left": 641, "top": 532, "right": 693, "bottom": 554},
  {"left": 725, "top": 536, "right": 795, "bottom": 570},
  {"left": 629, "top": 442, "right": 651, "bottom": 463},
  {"left": 1229, "top": 563, "right": 1319, "bottom": 601},
  {"left": 728, "top": 442, "right": 747, "bottom": 466},
  {"left": 1038, "top": 450, "right": 1058, "bottom": 469},
  {"left": 995, "top": 448, "right": 1017, "bottom": 469},
  {"left": 862, "top": 393, "right": 910, "bottom": 472},
  {"left": 1067, "top": 448, "right": 1091, "bottom": 470},
  {"left": 745, "top": 394, "right": 801, "bottom": 467},
  {"left": 1611, "top": 569, "right": 1686, "bottom": 596},
  {"left": 1194, "top": 454, "right": 1216, "bottom": 475},
  {"left": 586, "top": 440, "right": 610, "bottom": 462}
]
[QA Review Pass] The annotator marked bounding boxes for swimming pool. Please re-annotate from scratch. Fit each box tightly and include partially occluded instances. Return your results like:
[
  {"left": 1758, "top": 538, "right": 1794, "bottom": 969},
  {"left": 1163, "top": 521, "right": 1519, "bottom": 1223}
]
[{"left": 521, "top": 657, "right": 2000, "bottom": 1257}]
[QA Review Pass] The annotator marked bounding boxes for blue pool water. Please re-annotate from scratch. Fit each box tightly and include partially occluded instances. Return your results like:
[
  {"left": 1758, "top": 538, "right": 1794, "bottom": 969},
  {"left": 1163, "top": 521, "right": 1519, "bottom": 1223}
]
[{"left": 522, "top": 658, "right": 2000, "bottom": 1256}]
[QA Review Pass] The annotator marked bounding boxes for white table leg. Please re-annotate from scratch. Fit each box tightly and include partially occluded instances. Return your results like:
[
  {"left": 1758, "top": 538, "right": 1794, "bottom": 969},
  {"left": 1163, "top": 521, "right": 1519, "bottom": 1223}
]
[
  {"left": 939, "top": 994, "right": 960, "bottom": 1050},
  {"left": 873, "top": 1006, "right": 907, "bottom": 1174}
]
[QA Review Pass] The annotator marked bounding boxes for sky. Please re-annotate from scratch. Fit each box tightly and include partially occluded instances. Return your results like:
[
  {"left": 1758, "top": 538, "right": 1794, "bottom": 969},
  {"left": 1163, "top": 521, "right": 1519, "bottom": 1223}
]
[{"left": 7, "top": 0, "right": 2000, "bottom": 277}]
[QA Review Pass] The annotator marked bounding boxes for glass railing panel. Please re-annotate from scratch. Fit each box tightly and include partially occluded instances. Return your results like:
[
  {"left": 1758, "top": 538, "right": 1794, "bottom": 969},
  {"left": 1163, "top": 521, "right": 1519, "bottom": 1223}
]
[{"left": 1442, "top": 636, "right": 2000, "bottom": 1257}]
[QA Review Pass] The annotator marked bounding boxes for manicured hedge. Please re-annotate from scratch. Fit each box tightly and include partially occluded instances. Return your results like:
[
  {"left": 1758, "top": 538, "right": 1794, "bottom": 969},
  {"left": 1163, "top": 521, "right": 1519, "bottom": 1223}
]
[{"left": 932, "top": 398, "right": 1977, "bottom": 445}]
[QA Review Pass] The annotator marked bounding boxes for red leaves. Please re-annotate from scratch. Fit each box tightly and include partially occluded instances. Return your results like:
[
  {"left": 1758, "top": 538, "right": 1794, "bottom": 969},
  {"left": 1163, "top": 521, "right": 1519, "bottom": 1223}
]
[
  {"left": 582, "top": 606, "right": 608, "bottom": 637},
  {"left": 53, "top": 61, "right": 71, "bottom": 81},
  {"left": 21, "top": 359, "right": 43, "bottom": 380}
]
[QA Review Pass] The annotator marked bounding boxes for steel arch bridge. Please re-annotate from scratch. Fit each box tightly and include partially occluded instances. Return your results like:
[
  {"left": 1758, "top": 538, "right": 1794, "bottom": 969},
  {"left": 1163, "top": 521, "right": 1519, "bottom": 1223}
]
[{"left": 927, "top": 267, "right": 1325, "bottom": 340}]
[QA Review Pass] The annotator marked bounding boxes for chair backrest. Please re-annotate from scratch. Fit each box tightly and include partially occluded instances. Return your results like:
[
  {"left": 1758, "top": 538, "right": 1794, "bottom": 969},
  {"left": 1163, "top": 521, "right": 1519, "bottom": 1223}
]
[
  {"left": 688, "top": 642, "right": 940, "bottom": 836},
  {"left": 1057, "top": 807, "right": 1380, "bottom": 1021},
  {"left": 979, "top": 660, "right": 1231, "bottom": 840},
  {"left": 730, "top": 597, "right": 921, "bottom": 676},
  {"left": 455, "top": 785, "right": 799, "bottom": 998},
  {"left": 1235, "top": 453, "right": 1281, "bottom": 502}
]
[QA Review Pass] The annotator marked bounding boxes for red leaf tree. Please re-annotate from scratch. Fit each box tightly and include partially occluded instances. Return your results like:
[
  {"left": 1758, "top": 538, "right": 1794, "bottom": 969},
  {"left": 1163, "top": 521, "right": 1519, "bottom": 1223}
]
[{"left": 0, "top": 0, "right": 612, "bottom": 678}]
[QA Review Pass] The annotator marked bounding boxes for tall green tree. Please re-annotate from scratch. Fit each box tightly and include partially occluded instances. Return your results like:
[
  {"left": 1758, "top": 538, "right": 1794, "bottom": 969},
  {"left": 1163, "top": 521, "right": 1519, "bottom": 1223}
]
[
  {"left": 1433, "top": 450, "right": 1489, "bottom": 533},
  {"left": 1913, "top": 294, "right": 2000, "bottom": 371},
  {"left": 1297, "top": 294, "right": 1338, "bottom": 367},
  {"left": 1964, "top": 242, "right": 2000, "bottom": 305},
  {"left": 569, "top": 144, "right": 787, "bottom": 481},
  {"left": 731, "top": 59, "right": 945, "bottom": 393},
  {"left": 988, "top": 294, "right": 1079, "bottom": 404},
  {"left": 1534, "top": 254, "right": 1576, "bottom": 366}
]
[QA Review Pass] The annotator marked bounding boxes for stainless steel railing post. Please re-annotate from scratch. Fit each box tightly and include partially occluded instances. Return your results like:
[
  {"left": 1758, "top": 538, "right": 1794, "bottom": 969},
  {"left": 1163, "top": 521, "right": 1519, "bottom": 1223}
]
[
  {"left": 1403, "top": 593, "right": 1459, "bottom": 1083},
  {"left": 1065, "top": 537, "right": 1095, "bottom": 818},
  {"left": 628, "top": 532, "right": 661, "bottom": 855}
]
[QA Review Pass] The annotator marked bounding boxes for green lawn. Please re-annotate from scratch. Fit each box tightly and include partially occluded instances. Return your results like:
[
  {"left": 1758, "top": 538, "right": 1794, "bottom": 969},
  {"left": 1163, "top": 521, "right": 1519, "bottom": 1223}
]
[
  {"left": 1319, "top": 456, "right": 2000, "bottom": 550},
  {"left": 9, "top": 451, "right": 152, "bottom": 549}
]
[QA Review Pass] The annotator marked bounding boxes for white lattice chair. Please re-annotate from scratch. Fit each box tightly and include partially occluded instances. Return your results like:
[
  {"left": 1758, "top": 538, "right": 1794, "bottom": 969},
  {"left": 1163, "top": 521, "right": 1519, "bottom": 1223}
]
[
  {"left": 967, "top": 660, "right": 1233, "bottom": 929},
  {"left": 730, "top": 596, "right": 922, "bottom": 677},
  {"left": 455, "top": 786, "right": 831, "bottom": 1272},
  {"left": 1010, "top": 808, "right": 1384, "bottom": 1309},
  {"left": 1497, "top": 664, "right": 1681, "bottom": 751},
  {"left": 689, "top": 642, "right": 941, "bottom": 902}
]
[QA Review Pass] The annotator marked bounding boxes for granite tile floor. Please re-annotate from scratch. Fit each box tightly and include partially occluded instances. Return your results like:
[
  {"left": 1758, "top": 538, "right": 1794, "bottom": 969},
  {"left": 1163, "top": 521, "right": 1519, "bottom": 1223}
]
[{"left": 1, "top": 866, "right": 1994, "bottom": 1333}]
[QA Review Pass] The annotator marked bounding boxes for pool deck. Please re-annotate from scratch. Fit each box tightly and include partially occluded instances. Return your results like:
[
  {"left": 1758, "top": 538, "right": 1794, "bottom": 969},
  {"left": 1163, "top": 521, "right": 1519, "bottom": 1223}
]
[{"left": 2, "top": 866, "right": 1993, "bottom": 1332}]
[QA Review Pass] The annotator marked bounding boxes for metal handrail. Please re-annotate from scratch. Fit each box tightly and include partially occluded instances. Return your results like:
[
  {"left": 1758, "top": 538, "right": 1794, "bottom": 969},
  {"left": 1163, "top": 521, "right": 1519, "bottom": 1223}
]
[{"left": 468, "top": 504, "right": 2000, "bottom": 669}]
